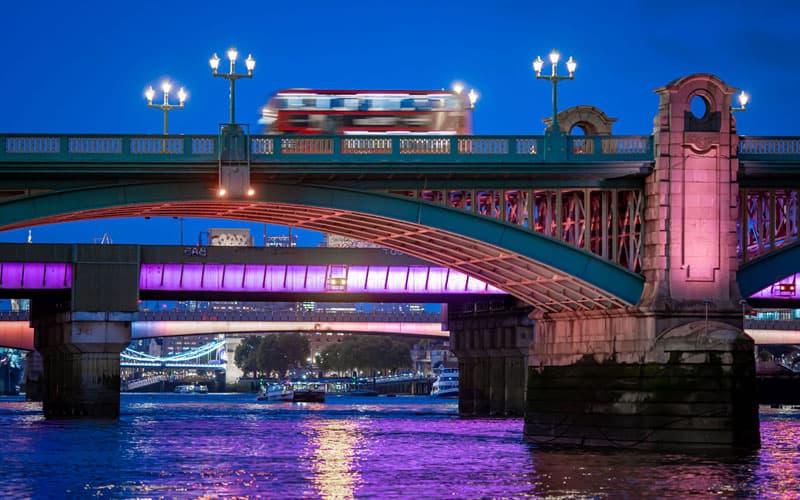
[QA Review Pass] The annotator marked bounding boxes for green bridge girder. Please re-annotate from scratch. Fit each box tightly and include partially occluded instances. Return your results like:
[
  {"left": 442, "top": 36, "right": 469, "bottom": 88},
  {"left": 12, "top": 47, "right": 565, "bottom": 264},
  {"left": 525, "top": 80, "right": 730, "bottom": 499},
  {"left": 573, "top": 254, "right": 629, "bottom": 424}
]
[{"left": 0, "top": 181, "right": 644, "bottom": 312}]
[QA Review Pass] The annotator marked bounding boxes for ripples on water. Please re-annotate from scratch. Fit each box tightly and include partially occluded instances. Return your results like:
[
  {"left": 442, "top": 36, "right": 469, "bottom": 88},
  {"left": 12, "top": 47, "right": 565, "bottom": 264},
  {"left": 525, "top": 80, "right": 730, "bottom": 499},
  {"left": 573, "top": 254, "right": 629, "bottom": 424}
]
[{"left": 0, "top": 394, "right": 799, "bottom": 498}]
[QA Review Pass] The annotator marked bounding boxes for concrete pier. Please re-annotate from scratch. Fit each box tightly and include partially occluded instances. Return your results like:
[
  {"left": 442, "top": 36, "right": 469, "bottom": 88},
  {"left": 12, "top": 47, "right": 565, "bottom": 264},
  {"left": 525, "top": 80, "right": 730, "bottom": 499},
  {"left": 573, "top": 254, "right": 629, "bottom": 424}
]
[
  {"left": 449, "top": 301, "right": 532, "bottom": 417},
  {"left": 31, "top": 245, "right": 139, "bottom": 419}
]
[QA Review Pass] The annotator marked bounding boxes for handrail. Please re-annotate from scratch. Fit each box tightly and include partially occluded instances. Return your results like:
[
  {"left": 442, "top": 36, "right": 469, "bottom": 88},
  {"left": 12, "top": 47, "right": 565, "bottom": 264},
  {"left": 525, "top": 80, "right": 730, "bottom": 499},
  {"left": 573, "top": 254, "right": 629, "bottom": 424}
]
[
  {"left": 0, "top": 133, "right": 654, "bottom": 163},
  {"left": 739, "top": 136, "right": 800, "bottom": 159}
]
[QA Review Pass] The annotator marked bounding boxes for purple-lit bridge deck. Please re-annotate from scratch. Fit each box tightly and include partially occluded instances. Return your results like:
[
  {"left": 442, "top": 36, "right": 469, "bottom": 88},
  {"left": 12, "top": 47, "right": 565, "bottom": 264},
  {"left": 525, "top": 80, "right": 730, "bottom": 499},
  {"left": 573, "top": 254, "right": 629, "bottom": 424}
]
[
  {"left": 0, "top": 310, "right": 448, "bottom": 351},
  {"left": 0, "top": 245, "right": 504, "bottom": 302}
]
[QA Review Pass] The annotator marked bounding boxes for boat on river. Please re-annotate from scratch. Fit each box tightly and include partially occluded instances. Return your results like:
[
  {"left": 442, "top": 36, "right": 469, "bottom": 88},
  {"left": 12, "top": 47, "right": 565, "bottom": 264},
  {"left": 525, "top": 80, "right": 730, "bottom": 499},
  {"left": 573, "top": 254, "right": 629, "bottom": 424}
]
[
  {"left": 174, "top": 384, "right": 209, "bottom": 394},
  {"left": 292, "top": 383, "right": 326, "bottom": 403},
  {"left": 257, "top": 383, "right": 294, "bottom": 402},
  {"left": 430, "top": 368, "right": 459, "bottom": 398}
]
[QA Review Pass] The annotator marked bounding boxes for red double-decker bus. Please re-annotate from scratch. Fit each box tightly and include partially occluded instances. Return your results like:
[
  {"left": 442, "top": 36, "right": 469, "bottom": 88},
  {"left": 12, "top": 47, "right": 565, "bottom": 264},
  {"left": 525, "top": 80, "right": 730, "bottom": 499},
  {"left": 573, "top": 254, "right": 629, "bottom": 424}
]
[{"left": 259, "top": 89, "right": 472, "bottom": 134}]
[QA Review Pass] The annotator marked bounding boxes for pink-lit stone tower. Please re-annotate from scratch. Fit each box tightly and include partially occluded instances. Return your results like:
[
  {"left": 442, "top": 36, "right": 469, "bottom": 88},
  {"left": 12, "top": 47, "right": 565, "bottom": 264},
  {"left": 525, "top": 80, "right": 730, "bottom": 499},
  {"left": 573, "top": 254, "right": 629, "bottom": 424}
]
[{"left": 524, "top": 74, "right": 759, "bottom": 449}]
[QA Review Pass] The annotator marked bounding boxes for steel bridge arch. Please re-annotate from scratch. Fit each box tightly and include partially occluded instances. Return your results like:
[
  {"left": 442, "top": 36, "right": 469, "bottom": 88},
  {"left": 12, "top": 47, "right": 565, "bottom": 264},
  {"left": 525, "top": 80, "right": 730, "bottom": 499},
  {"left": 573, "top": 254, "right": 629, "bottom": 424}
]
[
  {"left": 0, "top": 181, "right": 644, "bottom": 312},
  {"left": 738, "top": 240, "right": 800, "bottom": 298}
]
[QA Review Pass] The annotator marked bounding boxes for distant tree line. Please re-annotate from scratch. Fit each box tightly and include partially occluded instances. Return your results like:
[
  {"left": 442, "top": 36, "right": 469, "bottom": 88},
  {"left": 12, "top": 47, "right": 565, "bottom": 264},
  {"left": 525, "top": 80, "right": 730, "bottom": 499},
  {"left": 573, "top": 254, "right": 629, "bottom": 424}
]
[
  {"left": 317, "top": 336, "right": 412, "bottom": 375},
  {"left": 234, "top": 334, "right": 310, "bottom": 378}
]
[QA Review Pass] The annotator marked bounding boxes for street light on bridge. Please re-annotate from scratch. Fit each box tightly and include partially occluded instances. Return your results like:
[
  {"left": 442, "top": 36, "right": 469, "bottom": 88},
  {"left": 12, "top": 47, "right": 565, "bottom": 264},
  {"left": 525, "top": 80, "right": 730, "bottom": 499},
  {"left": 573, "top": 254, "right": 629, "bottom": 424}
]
[
  {"left": 144, "top": 80, "right": 187, "bottom": 135},
  {"left": 209, "top": 47, "right": 256, "bottom": 124},
  {"left": 452, "top": 82, "right": 479, "bottom": 110},
  {"left": 533, "top": 49, "right": 576, "bottom": 135},
  {"left": 731, "top": 90, "right": 750, "bottom": 112}
]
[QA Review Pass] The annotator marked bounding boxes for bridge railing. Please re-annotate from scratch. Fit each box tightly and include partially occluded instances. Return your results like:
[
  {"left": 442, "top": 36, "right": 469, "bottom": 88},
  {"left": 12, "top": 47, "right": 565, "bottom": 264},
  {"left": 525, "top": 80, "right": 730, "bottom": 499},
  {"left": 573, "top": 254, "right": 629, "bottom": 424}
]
[
  {"left": 0, "top": 134, "right": 653, "bottom": 163},
  {"left": 739, "top": 136, "right": 800, "bottom": 160}
]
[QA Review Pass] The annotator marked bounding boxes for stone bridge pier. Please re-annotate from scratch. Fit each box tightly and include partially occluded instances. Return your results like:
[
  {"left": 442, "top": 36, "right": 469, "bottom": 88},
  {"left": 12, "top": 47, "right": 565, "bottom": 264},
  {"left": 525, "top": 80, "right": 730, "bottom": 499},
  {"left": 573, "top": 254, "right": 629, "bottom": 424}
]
[
  {"left": 449, "top": 299, "right": 533, "bottom": 417},
  {"left": 30, "top": 246, "right": 139, "bottom": 418},
  {"left": 524, "top": 74, "right": 760, "bottom": 449}
]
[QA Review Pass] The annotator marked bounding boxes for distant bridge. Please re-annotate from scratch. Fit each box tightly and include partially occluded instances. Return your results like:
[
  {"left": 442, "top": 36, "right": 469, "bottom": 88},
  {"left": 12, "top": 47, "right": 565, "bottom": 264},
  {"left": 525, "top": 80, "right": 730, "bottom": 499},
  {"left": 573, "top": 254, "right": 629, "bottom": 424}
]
[{"left": 0, "top": 309, "right": 448, "bottom": 350}]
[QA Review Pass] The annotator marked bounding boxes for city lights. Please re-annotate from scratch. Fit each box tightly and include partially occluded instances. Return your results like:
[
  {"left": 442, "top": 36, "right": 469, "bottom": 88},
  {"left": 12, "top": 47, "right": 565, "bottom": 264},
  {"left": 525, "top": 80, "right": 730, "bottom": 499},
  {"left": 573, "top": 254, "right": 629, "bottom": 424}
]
[{"left": 209, "top": 46, "right": 256, "bottom": 124}]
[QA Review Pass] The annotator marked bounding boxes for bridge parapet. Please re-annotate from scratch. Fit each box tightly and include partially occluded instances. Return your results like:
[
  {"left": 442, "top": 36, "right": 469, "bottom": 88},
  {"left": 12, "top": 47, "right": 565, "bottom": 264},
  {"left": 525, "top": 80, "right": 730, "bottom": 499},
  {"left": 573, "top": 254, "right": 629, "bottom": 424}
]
[
  {"left": 1, "top": 133, "right": 653, "bottom": 164},
  {"left": 739, "top": 136, "right": 800, "bottom": 160}
]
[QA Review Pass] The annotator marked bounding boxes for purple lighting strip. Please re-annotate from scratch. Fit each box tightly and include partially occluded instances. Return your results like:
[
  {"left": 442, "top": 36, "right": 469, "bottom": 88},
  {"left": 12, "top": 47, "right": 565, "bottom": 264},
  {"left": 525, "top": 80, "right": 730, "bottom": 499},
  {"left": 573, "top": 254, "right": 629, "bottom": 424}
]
[
  {"left": 139, "top": 263, "right": 504, "bottom": 295},
  {"left": 0, "top": 261, "right": 505, "bottom": 295},
  {"left": 750, "top": 273, "right": 800, "bottom": 300},
  {"left": 0, "top": 262, "right": 72, "bottom": 289}
]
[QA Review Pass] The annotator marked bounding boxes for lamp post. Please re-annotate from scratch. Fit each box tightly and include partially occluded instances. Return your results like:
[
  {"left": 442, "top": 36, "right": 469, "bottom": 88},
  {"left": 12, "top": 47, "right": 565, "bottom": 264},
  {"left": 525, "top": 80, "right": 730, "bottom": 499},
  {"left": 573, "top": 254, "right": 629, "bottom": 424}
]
[
  {"left": 533, "top": 49, "right": 576, "bottom": 135},
  {"left": 145, "top": 80, "right": 187, "bottom": 135},
  {"left": 209, "top": 48, "right": 256, "bottom": 125},
  {"left": 731, "top": 90, "right": 750, "bottom": 112}
]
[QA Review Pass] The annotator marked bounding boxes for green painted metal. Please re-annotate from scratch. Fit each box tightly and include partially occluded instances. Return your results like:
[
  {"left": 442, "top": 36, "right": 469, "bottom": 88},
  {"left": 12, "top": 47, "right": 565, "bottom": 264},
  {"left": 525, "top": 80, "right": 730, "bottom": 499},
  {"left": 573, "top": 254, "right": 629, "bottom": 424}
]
[
  {"left": 0, "top": 134, "right": 653, "bottom": 164},
  {"left": 0, "top": 181, "right": 645, "bottom": 305},
  {"left": 738, "top": 239, "right": 800, "bottom": 298}
]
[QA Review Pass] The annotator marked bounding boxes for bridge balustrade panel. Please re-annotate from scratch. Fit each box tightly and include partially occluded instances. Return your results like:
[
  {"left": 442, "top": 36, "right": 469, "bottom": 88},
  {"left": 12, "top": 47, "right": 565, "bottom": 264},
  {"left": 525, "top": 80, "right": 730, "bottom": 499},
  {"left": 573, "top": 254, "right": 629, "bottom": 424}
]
[{"left": 2, "top": 134, "right": 652, "bottom": 164}]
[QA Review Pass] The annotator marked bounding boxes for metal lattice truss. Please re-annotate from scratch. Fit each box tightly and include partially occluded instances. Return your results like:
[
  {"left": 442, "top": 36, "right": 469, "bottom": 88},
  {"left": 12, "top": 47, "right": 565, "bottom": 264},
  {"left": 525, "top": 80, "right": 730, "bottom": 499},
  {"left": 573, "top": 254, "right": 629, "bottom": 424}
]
[
  {"left": 7, "top": 200, "right": 637, "bottom": 313},
  {"left": 121, "top": 339, "right": 226, "bottom": 369},
  {"left": 390, "top": 188, "right": 643, "bottom": 272},
  {"left": 740, "top": 189, "right": 800, "bottom": 262}
]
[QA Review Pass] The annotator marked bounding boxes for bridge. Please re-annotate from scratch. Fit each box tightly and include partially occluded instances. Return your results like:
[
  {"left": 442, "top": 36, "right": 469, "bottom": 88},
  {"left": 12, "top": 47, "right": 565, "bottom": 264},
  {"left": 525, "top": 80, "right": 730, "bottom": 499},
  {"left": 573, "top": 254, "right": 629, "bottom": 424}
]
[
  {"left": 121, "top": 339, "right": 227, "bottom": 371},
  {"left": 3, "top": 73, "right": 800, "bottom": 449},
  {"left": 0, "top": 309, "right": 448, "bottom": 351}
]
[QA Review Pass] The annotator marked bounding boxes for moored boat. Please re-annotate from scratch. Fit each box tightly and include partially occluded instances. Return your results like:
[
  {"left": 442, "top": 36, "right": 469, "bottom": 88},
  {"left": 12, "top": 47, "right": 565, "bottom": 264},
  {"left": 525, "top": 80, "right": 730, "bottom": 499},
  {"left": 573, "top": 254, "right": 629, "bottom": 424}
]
[
  {"left": 430, "top": 368, "right": 459, "bottom": 398},
  {"left": 257, "top": 383, "right": 294, "bottom": 402},
  {"left": 292, "top": 383, "right": 326, "bottom": 403}
]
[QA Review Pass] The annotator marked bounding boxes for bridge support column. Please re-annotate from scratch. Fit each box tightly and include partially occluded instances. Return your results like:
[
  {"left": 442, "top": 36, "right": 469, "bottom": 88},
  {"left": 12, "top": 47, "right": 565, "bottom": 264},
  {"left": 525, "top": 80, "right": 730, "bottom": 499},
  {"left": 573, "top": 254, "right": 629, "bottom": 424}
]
[
  {"left": 450, "top": 301, "right": 533, "bottom": 417},
  {"left": 31, "top": 245, "right": 140, "bottom": 418},
  {"left": 33, "top": 312, "right": 132, "bottom": 418},
  {"left": 524, "top": 74, "right": 761, "bottom": 449},
  {"left": 525, "top": 311, "right": 758, "bottom": 449}
]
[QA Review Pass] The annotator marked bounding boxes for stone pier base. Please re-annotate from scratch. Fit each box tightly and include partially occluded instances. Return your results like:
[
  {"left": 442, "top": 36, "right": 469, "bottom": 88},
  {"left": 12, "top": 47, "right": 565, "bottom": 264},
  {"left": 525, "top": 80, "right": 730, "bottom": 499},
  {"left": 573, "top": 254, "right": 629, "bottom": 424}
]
[
  {"left": 525, "top": 312, "right": 760, "bottom": 449},
  {"left": 450, "top": 301, "right": 532, "bottom": 417},
  {"left": 33, "top": 312, "right": 132, "bottom": 419}
]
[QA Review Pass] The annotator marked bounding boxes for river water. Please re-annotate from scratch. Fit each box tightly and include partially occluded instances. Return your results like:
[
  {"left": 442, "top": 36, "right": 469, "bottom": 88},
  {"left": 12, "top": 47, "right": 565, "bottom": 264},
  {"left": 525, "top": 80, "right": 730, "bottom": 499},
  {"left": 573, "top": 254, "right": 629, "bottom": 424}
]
[{"left": 0, "top": 394, "right": 799, "bottom": 498}]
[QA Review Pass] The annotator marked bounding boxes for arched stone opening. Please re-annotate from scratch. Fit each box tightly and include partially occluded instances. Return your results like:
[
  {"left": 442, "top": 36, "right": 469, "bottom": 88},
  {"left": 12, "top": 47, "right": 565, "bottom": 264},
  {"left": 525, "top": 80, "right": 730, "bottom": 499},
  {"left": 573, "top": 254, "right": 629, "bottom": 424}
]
[{"left": 543, "top": 105, "right": 617, "bottom": 135}]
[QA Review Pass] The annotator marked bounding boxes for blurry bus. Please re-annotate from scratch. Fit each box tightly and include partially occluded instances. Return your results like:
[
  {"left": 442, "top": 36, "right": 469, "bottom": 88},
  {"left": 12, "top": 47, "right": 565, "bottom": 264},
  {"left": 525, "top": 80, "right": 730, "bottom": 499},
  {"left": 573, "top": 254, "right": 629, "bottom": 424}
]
[{"left": 259, "top": 89, "right": 472, "bottom": 135}]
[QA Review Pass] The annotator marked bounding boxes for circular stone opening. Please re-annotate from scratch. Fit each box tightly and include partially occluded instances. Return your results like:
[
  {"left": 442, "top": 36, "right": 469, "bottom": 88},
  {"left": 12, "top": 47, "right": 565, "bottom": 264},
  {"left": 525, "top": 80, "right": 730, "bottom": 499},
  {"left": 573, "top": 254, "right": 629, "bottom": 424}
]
[{"left": 689, "top": 95, "right": 709, "bottom": 119}]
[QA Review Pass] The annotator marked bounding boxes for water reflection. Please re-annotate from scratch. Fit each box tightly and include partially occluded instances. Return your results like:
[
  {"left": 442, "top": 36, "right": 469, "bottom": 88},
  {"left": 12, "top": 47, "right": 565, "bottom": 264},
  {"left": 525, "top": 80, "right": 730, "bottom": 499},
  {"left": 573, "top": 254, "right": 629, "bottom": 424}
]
[
  {"left": 304, "top": 418, "right": 363, "bottom": 499},
  {"left": 0, "top": 395, "right": 799, "bottom": 497}
]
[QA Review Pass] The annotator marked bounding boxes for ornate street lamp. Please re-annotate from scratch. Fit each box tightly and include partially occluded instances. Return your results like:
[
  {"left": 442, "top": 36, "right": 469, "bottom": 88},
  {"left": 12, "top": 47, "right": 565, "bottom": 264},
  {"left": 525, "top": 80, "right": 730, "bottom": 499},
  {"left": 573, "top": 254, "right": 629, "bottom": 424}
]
[
  {"left": 209, "top": 47, "right": 256, "bottom": 125},
  {"left": 533, "top": 49, "right": 576, "bottom": 135},
  {"left": 731, "top": 90, "right": 750, "bottom": 112},
  {"left": 451, "top": 82, "right": 479, "bottom": 109},
  {"left": 145, "top": 80, "right": 187, "bottom": 135}
]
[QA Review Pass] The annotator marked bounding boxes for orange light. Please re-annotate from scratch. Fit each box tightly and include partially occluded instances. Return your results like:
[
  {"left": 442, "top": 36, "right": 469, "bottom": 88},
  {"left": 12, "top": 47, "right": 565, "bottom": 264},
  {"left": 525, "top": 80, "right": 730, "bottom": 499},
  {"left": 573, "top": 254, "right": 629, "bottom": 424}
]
[
  {"left": 218, "top": 188, "right": 227, "bottom": 197},
  {"left": 247, "top": 187, "right": 255, "bottom": 197}
]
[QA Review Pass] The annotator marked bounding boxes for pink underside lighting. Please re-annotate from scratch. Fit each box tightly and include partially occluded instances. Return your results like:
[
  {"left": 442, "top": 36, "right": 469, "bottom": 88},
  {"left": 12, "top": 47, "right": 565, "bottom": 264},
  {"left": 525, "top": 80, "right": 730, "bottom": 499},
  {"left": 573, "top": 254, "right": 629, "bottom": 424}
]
[
  {"left": 131, "top": 320, "right": 448, "bottom": 339},
  {"left": 0, "top": 320, "right": 447, "bottom": 351}
]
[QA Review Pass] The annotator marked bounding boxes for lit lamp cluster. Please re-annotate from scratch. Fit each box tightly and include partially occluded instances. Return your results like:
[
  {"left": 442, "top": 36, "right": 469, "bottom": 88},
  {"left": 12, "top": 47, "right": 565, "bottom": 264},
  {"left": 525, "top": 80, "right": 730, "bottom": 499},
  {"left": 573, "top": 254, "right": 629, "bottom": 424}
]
[
  {"left": 732, "top": 90, "right": 750, "bottom": 112},
  {"left": 533, "top": 49, "right": 576, "bottom": 135},
  {"left": 452, "top": 82, "right": 479, "bottom": 109},
  {"left": 144, "top": 81, "right": 187, "bottom": 135},
  {"left": 209, "top": 47, "right": 256, "bottom": 124}
]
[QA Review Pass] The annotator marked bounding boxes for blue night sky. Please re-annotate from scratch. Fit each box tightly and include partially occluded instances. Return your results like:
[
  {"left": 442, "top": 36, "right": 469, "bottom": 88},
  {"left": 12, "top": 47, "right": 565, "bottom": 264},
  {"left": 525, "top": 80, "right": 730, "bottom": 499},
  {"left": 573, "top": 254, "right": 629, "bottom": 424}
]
[{"left": 1, "top": 0, "right": 799, "bottom": 246}]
